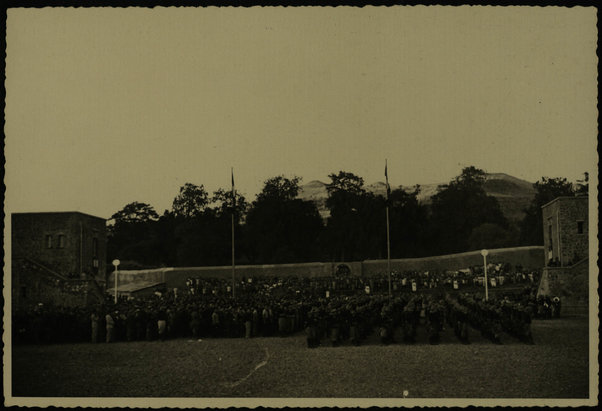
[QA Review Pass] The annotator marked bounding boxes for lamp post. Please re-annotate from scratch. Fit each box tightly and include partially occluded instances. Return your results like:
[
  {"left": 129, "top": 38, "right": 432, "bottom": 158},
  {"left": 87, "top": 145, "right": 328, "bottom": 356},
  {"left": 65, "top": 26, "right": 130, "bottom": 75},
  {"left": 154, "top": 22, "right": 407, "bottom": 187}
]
[
  {"left": 112, "top": 259, "right": 120, "bottom": 304},
  {"left": 480, "top": 249, "right": 489, "bottom": 301}
]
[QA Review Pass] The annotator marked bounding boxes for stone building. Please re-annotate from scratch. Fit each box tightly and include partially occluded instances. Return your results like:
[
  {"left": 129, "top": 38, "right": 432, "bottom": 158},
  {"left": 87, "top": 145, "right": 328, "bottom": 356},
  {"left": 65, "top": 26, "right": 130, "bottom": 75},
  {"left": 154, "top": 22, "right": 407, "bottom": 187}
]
[
  {"left": 11, "top": 212, "right": 107, "bottom": 309},
  {"left": 542, "top": 195, "right": 588, "bottom": 267},
  {"left": 537, "top": 195, "right": 589, "bottom": 313}
]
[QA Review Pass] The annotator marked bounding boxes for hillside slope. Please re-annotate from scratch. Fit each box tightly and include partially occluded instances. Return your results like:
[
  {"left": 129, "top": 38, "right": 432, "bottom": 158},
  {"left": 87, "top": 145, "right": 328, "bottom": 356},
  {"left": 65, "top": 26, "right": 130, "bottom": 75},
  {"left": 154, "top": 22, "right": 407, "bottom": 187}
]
[{"left": 298, "top": 173, "right": 536, "bottom": 224}]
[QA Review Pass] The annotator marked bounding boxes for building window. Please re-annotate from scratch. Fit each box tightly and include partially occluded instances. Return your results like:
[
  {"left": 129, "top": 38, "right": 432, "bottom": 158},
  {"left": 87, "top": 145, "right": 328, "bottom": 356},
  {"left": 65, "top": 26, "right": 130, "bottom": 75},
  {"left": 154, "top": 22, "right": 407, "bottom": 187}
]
[
  {"left": 45, "top": 235, "right": 53, "bottom": 249},
  {"left": 92, "top": 238, "right": 98, "bottom": 258},
  {"left": 20, "top": 286, "right": 27, "bottom": 299},
  {"left": 577, "top": 221, "right": 584, "bottom": 234},
  {"left": 58, "top": 235, "right": 66, "bottom": 248}
]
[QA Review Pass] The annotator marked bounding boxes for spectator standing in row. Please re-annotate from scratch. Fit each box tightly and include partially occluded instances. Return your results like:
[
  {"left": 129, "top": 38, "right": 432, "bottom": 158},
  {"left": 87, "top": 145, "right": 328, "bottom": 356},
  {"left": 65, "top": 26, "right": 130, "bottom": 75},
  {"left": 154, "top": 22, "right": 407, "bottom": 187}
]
[
  {"left": 105, "top": 311, "right": 114, "bottom": 343},
  {"left": 157, "top": 308, "right": 167, "bottom": 341},
  {"left": 90, "top": 310, "right": 99, "bottom": 343}
]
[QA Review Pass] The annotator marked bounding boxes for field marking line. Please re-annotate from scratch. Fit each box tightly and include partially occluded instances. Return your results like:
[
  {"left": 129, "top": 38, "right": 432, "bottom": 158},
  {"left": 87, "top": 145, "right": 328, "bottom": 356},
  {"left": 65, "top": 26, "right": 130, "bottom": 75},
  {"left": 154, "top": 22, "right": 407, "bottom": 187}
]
[{"left": 223, "top": 346, "right": 270, "bottom": 388}]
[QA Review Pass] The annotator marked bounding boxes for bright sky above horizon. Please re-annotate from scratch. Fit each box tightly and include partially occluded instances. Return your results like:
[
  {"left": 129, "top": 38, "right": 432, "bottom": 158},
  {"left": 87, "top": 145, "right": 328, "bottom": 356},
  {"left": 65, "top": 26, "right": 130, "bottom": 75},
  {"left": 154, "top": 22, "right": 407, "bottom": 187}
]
[{"left": 5, "top": 7, "right": 598, "bottom": 219}]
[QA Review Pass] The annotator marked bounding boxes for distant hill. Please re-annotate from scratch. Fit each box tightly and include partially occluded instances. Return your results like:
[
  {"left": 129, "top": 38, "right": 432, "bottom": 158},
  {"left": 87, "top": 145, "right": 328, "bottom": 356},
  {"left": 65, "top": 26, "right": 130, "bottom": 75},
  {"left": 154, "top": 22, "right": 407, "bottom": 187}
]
[
  {"left": 298, "top": 173, "right": 536, "bottom": 224},
  {"left": 482, "top": 173, "right": 537, "bottom": 224},
  {"left": 298, "top": 180, "right": 330, "bottom": 219}
]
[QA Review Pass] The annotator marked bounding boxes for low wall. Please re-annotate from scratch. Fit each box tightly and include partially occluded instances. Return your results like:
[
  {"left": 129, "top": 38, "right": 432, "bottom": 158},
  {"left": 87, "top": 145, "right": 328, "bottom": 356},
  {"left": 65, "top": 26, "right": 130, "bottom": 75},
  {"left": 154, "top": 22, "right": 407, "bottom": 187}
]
[
  {"left": 162, "top": 262, "right": 333, "bottom": 288},
  {"left": 109, "top": 262, "right": 337, "bottom": 289},
  {"left": 110, "top": 268, "right": 167, "bottom": 287},
  {"left": 538, "top": 259, "right": 589, "bottom": 306},
  {"left": 362, "top": 246, "right": 544, "bottom": 276},
  {"left": 107, "top": 246, "right": 544, "bottom": 290}
]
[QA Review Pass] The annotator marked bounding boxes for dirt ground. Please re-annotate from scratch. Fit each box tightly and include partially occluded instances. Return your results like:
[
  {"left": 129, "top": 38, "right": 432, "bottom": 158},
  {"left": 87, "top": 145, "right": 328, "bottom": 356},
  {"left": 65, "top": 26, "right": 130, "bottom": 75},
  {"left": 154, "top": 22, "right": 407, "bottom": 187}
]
[{"left": 10, "top": 316, "right": 590, "bottom": 399}]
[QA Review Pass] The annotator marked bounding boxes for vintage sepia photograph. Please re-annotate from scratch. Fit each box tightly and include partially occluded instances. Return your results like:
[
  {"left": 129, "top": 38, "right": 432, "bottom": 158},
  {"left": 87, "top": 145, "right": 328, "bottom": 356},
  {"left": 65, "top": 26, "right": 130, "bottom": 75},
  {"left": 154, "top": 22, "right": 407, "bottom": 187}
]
[{"left": 3, "top": 6, "right": 598, "bottom": 408}]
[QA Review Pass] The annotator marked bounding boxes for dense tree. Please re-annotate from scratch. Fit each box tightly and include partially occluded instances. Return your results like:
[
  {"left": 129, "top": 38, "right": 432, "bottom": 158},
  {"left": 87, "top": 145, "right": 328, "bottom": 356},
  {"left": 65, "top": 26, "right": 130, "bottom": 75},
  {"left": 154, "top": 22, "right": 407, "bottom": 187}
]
[
  {"left": 256, "top": 175, "right": 301, "bottom": 202},
  {"left": 427, "top": 167, "right": 508, "bottom": 254},
  {"left": 468, "top": 223, "right": 516, "bottom": 251},
  {"left": 358, "top": 192, "right": 390, "bottom": 260},
  {"left": 172, "top": 211, "right": 234, "bottom": 266},
  {"left": 323, "top": 171, "right": 368, "bottom": 261},
  {"left": 170, "top": 186, "right": 250, "bottom": 267},
  {"left": 109, "top": 201, "right": 159, "bottom": 227},
  {"left": 323, "top": 172, "right": 429, "bottom": 261},
  {"left": 107, "top": 202, "right": 161, "bottom": 268},
  {"left": 245, "top": 175, "right": 323, "bottom": 264},
  {"left": 454, "top": 165, "right": 487, "bottom": 191},
  {"left": 171, "top": 183, "right": 209, "bottom": 218},
  {"left": 388, "top": 186, "right": 429, "bottom": 258},
  {"left": 326, "top": 171, "right": 365, "bottom": 196},
  {"left": 519, "top": 177, "right": 575, "bottom": 245},
  {"left": 107, "top": 166, "right": 565, "bottom": 269},
  {"left": 211, "top": 188, "right": 249, "bottom": 223},
  {"left": 324, "top": 177, "right": 430, "bottom": 261},
  {"left": 154, "top": 211, "right": 178, "bottom": 266}
]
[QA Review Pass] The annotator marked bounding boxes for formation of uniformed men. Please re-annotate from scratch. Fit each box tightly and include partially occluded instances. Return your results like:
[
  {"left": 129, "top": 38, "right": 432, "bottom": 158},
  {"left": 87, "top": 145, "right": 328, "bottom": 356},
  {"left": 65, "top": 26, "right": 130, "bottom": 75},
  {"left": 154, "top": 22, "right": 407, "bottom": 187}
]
[{"left": 13, "top": 266, "right": 555, "bottom": 346}]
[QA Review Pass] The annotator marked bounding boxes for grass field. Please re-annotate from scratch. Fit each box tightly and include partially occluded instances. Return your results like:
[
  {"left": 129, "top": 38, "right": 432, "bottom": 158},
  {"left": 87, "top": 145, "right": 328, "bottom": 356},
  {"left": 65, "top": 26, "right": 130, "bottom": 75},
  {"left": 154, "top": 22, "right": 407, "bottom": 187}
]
[{"left": 10, "top": 316, "right": 590, "bottom": 399}]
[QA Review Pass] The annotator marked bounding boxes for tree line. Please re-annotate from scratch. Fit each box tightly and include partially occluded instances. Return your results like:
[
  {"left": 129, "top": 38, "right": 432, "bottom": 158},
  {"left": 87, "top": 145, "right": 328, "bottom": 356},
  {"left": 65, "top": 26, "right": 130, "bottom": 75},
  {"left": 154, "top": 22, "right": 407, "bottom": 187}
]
[{"left": 107, "top": 167, "right": 586, "bottom": 270}]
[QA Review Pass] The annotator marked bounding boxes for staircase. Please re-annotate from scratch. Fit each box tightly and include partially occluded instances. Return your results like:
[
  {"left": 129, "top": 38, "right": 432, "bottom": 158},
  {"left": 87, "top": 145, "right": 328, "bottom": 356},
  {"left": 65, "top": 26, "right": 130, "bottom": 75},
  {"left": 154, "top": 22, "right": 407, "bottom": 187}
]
[
  {"left": 87, "top": 276, "right": 107, "bottom": 304},
  {"left": 16, "top": 257, "right": 106, "bottom": 307},
  {"left": 537, "top": 258, "right": 589, "bottom": 317},
  {"left": 20, "top": 257, "right": 69, "bottom": 281}
]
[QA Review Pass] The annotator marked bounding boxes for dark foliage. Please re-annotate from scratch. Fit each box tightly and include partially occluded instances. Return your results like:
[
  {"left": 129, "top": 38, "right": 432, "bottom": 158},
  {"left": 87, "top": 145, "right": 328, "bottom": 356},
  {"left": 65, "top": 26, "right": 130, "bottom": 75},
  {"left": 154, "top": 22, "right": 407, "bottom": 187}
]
[
  {"left": 519, "top": 177, "right": 575, "bottom": 246},
  {"left": 427, "top": 167, "right": 508, "bottom": 255},
  {"left": 106, "top": 168, "right": 573, "bottom": 267}
]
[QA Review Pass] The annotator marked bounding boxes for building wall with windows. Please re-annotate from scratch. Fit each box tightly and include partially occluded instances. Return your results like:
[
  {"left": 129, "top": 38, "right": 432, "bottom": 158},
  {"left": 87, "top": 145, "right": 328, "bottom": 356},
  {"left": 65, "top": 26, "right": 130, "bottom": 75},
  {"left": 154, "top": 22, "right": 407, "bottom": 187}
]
[
  {"left": 11, "top": 212, "right": 107, "bottom": 309},
  {"left": 541, "top": 195, "right": 588, "bottom": 267},
  {"left": 538, "top": 195, "right": 589, "bottom": 312},
  {"left": 12, "top": 212, "right": 107, "bottom": 278}
]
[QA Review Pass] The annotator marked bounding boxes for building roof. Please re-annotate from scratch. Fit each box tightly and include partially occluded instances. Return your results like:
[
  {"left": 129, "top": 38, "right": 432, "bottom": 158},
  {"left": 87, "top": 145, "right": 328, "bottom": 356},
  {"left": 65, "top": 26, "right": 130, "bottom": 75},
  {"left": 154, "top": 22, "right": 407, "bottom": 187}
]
[
  {"left": 541, "top": 195, "right": 588, "bottom": 210},
  {"left": 12, "top": 211, "right": 106, "bottom": 221}
]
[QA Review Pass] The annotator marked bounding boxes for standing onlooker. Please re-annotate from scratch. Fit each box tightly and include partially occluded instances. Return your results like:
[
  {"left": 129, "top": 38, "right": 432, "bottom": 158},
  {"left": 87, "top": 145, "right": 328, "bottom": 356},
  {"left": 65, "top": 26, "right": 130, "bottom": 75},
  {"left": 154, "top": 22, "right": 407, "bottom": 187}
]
[
  {"left": 211, "top": 309, "right": 220, "bottom": 337},
  {"left": 105, "top": 311, "right": 115, "bottom": 343},
  {"left": 126, "top": 309, "right": 136, "bottom": 342},
  {"left": 157, "top": 308, "right": 167, "bottom": 341},
  {"left": 552, "top": 296, "right": 561, "bottom": 318},
  {"left": 90, "top": 310, "right": 99, "bottom": 343},
  {"left": 190, "top": 309, "right": 201, "bottom": 339}
]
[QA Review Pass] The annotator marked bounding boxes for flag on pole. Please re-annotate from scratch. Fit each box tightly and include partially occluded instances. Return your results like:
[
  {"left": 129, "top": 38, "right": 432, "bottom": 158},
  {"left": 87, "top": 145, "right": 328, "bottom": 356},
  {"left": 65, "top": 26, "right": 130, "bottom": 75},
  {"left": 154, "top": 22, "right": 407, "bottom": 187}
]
[
  {"left": 231, "top": 167, "right": 236, "bottom": 299},
  {"left": 385, "top": 160, "right": 391, "bottom": 204},
  {"left": 231, "top": 167, "right": 236, "bottom": 211}
]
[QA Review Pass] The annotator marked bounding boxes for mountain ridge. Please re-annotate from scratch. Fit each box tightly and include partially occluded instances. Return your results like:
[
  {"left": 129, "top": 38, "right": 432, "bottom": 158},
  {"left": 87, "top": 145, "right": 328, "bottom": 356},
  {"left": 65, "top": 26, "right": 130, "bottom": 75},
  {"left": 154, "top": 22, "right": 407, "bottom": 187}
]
[{"left": 297, "top": 173, "right": 536, "bottom": 223}]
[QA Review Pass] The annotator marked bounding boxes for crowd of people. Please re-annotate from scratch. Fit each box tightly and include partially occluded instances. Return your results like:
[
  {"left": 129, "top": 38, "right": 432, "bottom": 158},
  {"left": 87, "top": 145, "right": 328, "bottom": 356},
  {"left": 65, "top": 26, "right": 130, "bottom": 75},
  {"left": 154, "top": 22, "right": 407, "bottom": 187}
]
[
  {"left": 182, "top": 265, "right": 540, "bottom": 298},
  {"left": 13, "top": 265, "right": 558, "bottom": 347}
]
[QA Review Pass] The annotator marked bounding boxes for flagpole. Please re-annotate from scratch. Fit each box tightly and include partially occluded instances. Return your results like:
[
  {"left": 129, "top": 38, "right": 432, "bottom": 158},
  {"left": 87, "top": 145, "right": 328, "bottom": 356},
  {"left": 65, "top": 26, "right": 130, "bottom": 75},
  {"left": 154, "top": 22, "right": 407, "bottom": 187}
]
[
  {"left": 385, "top": 159, "right": 392, "bottom": 299},
  {"left": 386, "top": 207, "right": 391, "bottom": 298},
  {"left": 231, "top": 167, "right": 236, "bottom": 299}
]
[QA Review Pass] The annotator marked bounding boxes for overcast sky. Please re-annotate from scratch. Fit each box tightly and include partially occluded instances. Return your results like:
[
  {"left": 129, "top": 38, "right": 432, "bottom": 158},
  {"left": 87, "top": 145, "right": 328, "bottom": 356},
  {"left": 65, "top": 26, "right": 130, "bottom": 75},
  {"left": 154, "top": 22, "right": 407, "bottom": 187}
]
[{"left": 5, "top": 6, "right": 598, "bottom": 219}]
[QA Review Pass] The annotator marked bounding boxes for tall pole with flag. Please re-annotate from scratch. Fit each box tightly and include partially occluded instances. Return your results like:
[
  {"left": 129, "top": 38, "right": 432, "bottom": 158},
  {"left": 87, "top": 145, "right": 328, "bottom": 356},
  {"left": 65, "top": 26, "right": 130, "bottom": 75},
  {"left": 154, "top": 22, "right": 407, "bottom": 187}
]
[
  {"left": 231, "top": 167, "right": 236, "bottom": 299},
  {"left": 385, "top": 159, "right": 392, "bottom": 299}
]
